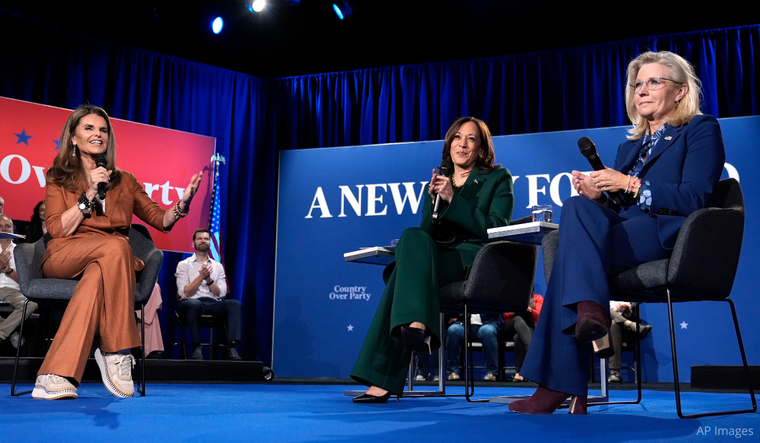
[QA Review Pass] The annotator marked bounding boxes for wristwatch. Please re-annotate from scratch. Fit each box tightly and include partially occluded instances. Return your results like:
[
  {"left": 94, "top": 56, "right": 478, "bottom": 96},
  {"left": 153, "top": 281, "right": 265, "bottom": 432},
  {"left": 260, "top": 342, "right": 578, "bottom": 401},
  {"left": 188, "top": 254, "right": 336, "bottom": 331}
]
[
  {"left": 78, "top": 192, "right": 94, "bottom": 215},
  {"left": 206, "top": 278, "right": 214, "bottom": 285}
]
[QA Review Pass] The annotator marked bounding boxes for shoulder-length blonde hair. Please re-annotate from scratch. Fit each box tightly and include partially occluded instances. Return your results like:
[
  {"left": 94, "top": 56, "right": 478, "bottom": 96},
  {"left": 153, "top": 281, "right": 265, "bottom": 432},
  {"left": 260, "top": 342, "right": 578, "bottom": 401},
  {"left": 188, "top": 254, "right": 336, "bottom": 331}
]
[
  {"left": 625, "top": 51, "right": 703, "bottom": 140},
  {"left": 441, "top": 116, "right": 499, "bottom": 173},
  {"left": 46, "top": 104, "right": 122, "bottom": 192}
]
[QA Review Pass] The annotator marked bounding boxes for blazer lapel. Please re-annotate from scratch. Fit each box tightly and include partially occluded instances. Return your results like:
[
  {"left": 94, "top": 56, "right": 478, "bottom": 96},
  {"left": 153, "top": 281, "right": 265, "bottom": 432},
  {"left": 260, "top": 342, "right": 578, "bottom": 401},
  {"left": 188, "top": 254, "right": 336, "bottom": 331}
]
[
  {"left": 621, "top": 139, "right": 645, "bottom": 171},
  {"left": 457, "top": 169, "right": 487, "bottom": 201},
  {"left": 643, "top": 124, "right": 683, "bottom": 167}
]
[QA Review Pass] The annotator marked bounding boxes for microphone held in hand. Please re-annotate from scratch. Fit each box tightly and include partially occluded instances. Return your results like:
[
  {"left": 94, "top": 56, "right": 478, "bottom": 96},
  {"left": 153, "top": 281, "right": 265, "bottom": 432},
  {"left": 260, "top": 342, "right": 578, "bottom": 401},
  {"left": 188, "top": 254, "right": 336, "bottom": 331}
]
[
  {"left": 95, "top": 153, "right": 108, "bottom": 200},
  {"left": 577, "top": 137, "right": 623, "bottom": 208},
  {"left": 432, "top": 159, "right": 453, "bottom": 221}
]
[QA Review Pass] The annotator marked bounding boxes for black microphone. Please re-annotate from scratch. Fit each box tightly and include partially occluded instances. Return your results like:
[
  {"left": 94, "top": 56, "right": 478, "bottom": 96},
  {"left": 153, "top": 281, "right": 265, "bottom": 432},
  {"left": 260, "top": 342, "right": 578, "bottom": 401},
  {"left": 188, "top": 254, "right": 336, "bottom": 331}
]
[
  {"left": 95, "top": 153, "right": 108, "bottom": 200},
  {"left": 577, "top": 137, "right": 624, "bottom": 208},
  {"left": 432, "top": 159, "right": 453, "bottom": 221}
]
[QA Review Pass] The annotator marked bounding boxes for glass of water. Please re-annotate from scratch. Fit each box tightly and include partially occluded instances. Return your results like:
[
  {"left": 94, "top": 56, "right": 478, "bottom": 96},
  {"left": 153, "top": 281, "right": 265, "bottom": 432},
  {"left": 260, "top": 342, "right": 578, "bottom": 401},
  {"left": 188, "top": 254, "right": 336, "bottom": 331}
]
[{"left": 532, "top": 205, "right": 553, "bottom": 223}]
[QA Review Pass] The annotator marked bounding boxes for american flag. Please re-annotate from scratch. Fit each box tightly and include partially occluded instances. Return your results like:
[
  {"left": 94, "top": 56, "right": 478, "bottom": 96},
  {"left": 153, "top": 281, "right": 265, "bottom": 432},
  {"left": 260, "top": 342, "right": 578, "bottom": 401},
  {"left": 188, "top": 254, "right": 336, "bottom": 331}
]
[{"left": 209, "top": 153, "right": 226, "bottom": 267}]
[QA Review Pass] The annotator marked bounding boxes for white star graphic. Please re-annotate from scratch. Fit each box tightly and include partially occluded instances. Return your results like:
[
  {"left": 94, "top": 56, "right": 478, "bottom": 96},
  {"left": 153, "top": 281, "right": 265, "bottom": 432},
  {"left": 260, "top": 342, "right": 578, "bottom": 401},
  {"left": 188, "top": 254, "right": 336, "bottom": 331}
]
[
  {"left": 347, "top": 324, "right": 354, "bottom": 332},
  {"left": 679, "top": 321, "right": 688, "bottom": 329}
]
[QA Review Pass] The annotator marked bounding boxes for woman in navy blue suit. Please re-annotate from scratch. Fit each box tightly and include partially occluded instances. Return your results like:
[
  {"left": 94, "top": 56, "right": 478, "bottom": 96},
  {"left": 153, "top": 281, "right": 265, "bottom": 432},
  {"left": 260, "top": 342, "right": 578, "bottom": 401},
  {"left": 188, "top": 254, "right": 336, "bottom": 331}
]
[{"left": 510, "top": 51, "right": 726, "bottom": 414}]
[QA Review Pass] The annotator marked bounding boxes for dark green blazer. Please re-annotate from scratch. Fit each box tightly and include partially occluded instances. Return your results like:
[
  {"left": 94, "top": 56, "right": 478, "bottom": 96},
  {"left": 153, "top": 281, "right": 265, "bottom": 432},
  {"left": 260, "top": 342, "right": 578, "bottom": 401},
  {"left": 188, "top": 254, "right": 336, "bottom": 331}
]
[{"left": 418, "top": 166, "right": 514, "bottom": 269}]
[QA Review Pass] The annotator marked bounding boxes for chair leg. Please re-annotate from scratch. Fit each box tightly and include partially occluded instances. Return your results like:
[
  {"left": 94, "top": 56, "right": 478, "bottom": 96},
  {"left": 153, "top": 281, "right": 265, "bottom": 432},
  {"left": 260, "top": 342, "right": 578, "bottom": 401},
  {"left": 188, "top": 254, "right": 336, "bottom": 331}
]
[
  {"left": 11, "top": 299, "right": 33, "bottom": 396},
  {"left": 667, "top": 292, "right": 757, "bottom": 418},
  {"left": 137, "top": 305, "right": 146, "bottom": 397},
  {"left": 463, "top": 305, "right": 488, "bottom": 403},
  {"left": 587, "top": 305, "right": 643, "bottom": 408}
]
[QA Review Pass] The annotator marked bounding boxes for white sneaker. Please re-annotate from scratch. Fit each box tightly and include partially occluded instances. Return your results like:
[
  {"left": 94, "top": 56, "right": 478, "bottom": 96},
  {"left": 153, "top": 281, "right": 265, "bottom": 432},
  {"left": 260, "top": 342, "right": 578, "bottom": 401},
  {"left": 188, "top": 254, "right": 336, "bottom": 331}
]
[
  {"left": 484, "top": 373, "right": 497, "bottom": 381},
  {"left": 448, "top": 372, "right": 460, "bottom": 381},
  {"left": 415, "top": 374, "right": 426, "bottom": 381},
  {"left": 32, "top": 374, "right": 78, "bottom": 400},
  {"left": 94, "top": 349, "right": 135, "bottom": 398}
]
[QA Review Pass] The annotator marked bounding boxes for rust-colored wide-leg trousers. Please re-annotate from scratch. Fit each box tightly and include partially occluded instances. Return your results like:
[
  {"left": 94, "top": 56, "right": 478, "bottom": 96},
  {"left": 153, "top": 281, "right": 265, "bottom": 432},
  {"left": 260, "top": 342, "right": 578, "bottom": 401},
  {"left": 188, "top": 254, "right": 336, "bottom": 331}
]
[{"left": 38, "top": 234, "right": 142, "bottom": 384}]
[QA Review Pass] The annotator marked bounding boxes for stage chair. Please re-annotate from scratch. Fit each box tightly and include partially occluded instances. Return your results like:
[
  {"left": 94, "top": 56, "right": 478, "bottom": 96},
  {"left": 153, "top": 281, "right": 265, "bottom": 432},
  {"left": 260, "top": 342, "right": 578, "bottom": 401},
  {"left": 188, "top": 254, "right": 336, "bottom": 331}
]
[
  {"left": 542, "top": 178, "right": 756, "bottom": 419},
  {"left": 11, "top": 224, "right": 163, "bottom": 397},
  {"left": 439, "top": 232, "right": 538, "bottom": 402},
  {"left": 173, "top": 309, "right": 228, "bottom": 360}
]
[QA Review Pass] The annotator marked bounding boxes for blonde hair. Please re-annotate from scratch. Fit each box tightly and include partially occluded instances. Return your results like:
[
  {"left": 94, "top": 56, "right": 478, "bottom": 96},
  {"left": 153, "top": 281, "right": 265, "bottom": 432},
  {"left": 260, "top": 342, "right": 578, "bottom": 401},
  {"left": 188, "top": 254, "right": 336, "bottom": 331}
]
[{"left": 625, "top": 51, "right": 702, "bottom": 140}]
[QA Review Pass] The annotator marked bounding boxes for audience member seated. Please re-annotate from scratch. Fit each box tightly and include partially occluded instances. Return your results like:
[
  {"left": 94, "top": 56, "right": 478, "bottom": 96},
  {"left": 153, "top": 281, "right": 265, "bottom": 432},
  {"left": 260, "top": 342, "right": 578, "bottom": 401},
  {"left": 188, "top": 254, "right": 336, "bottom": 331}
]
[
  {"left": 175, "top": 228, "right": 242, "bottom": 360},
  {"left": 0, "top": 214, "right": 39, "bottom": 349},
  {"left": 608, "top": 301, "right": 652, "bottom": 383},
  {"left": 135, "top": 283, "right": 165, "bottom": 358},
  {"left": 24, "top": 201, "right": 47, "bottom": 244},
  {"left": 500, "top": 293, "right": 543, "bottom": 381},
  {"left": 446, "top": 314, "right": 500, "bottom": 381}
]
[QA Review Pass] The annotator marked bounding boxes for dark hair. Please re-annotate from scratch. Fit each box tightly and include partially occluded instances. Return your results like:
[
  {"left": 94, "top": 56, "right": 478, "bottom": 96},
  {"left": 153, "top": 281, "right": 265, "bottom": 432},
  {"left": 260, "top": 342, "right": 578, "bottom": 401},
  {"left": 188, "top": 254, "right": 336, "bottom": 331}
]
[
  {"left": 441, "top": 117, "right": 498, "bottom": 173},
  {"left": 193, "top": 228, "right": 211, "bottom": 241},
  {"left": 30, "top": 200, "right": 45, "bottom": 223},
  {"left": 46, "top": 104, "right": 122, "bottom": 192}
]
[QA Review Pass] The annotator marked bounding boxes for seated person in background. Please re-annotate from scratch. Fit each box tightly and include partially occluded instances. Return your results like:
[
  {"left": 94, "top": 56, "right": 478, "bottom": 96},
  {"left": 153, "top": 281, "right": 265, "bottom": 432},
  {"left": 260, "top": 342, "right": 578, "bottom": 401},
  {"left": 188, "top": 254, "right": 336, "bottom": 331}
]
[
  {"left": 24, "top": 201, "right": 47, "bottom": 244},
  {"left": 135, "top": 283, "right": 165, "bottom": 358},
  {"left": 608, "top": 301, "right": 652, "bottom": 383},
  {"left": 415, "top": 348, "right": 440, "bottom": 381},
  {"left": 175, "top": 228, "right": 242, "bottom": 360},
  {"left": 501, "top": 293, "right": 543, "bottom": 381},
  {"left": 446, "top": 313, "right": 501, "bottom": 381},
  {"left": 0, "top": 215, "right": 39, "bottom": 348}
]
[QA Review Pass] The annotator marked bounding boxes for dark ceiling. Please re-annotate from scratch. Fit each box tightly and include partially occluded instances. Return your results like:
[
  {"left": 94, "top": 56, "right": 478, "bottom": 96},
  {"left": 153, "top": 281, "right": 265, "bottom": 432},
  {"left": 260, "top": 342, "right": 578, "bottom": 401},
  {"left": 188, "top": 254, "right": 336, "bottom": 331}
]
[{"left": 2, "top": 0, "right": 758, "bottom": 78}]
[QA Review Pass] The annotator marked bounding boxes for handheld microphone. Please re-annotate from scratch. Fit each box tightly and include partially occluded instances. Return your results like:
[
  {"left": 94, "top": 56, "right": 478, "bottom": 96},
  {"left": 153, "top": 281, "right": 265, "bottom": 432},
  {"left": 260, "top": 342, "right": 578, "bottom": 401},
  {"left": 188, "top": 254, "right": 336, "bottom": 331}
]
[
  {"left": 95, "top": 153, "right": 108, "bottom": 200},
  {"left": 431, "top": 159, "right": 453, "bottom": 221},
  {"left": 577, "top": 137, "right": 624, "bottom": 208}
]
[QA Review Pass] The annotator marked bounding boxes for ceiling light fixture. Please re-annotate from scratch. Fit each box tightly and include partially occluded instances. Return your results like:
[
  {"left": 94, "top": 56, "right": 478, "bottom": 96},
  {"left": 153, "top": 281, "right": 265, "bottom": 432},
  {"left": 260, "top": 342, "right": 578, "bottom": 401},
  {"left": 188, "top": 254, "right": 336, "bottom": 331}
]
[
  {"left": 249, "top": 0, "right": 267, "bottom": 13},
  {"left": 332, "top": 1, "right": 356, "bottom": 20},
  {"left": 211, "top": 17, "right": 224, "bottom": 34}
]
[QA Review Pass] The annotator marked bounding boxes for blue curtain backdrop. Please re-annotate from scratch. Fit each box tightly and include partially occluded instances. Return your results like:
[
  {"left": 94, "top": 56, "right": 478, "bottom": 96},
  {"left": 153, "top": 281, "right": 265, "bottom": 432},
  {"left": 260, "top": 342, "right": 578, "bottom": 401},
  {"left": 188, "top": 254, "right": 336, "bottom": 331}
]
[{"left": 1, "top": 6, "right": 758, "bottom": 365}]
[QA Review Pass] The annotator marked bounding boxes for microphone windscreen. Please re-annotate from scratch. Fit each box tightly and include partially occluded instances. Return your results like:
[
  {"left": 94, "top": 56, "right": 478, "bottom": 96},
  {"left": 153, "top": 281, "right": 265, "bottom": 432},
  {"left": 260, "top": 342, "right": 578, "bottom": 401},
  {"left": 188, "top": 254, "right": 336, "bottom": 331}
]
[
  {"left": 439, "top": 159, "right": 453, "bottom": 177},
  {"left": 95, "top": 153, "right": 107, "bottom": 168},
  {"left": 577, "top": 137, "right": 597, "bottom": 158}
]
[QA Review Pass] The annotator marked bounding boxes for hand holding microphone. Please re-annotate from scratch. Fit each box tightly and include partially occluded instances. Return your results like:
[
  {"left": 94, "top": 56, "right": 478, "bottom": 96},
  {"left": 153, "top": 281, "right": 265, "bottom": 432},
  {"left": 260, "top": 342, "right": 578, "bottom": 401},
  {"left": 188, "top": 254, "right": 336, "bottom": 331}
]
[
  {"left": 94, "top": 153, "right": 110, "bottom": 199},
  {"left": 576, "top": 137, "right": 627, "bottom": 208},
  {"left": 431, "top": 159, "right": 453, "bottom": 221}
]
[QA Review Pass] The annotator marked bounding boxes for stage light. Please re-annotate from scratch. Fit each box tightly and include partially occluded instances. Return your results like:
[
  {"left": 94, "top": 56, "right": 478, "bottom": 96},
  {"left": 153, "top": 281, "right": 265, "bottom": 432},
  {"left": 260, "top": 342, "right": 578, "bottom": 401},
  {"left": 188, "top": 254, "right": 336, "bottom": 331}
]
[
  {"left": 332, "top": 1, "right": 356, "bottom": 20},
  {"left": 212, "top": 16, "right": 224, "bottom": 34},
  {"left": 249, "top": 0, "right": 266, "bottom": 13}
]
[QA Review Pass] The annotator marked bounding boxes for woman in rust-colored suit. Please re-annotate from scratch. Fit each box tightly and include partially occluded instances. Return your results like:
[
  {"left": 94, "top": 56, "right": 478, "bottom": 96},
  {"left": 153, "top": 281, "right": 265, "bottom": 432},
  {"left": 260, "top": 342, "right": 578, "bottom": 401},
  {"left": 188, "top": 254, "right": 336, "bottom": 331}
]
[{"left": 32, "top": 104, "right": 202, "bottom": 400}]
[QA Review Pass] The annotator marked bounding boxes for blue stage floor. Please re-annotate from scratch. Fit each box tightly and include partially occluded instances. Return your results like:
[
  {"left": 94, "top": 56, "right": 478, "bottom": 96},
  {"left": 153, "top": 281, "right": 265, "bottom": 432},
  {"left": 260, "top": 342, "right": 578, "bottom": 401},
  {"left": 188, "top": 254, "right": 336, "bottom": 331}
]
[{"left": 1, "top": 383, "right": 757, "bottom": 442}]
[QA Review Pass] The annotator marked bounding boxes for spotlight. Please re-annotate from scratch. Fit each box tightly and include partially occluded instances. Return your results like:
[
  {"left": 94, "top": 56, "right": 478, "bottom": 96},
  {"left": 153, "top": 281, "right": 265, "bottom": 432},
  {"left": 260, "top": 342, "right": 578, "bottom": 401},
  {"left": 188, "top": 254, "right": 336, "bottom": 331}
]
[
  {"left": 249, "top": 0, "right": 266, "bottom": 13},
  {"left": 332, "top": 1, "right": 356, "bottom": 20},
  {"left": 211, "top": 16, "right": 224, "bottom": 34}
]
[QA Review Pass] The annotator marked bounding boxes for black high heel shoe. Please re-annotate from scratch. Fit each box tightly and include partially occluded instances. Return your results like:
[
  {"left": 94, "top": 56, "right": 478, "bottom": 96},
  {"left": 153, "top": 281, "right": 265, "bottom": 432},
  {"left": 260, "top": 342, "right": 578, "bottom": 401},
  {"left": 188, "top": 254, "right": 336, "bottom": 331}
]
[
  {"left": 352, "top": 391, "right": 392, "bottom": 404},
  {"left": 400, "top": 326, "right": 432, "bottom": 353}
]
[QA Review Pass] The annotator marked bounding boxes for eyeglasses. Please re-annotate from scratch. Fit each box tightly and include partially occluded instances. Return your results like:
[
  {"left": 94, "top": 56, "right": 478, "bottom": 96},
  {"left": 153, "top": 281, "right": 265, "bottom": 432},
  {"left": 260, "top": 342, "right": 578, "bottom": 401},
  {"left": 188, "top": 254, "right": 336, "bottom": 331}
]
[{"left": 631, "top": 77, "right": 682, "bottom": 93}]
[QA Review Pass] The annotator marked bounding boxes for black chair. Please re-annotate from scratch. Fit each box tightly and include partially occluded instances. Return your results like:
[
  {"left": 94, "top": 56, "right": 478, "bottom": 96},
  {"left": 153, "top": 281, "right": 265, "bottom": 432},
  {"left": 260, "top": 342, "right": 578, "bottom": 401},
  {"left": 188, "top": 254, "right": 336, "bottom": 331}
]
[
  {"left": 438, "top": 216, "right": 538, "bottom": 401},
  {"left": 542, "top": 178, "right": 756, "bottom": 418},
  {"left": 11, "top": 224, "right": 163, "bottom": 397},
  {"left": 173, "top": 310, "right": 228, "bottom": 359}
]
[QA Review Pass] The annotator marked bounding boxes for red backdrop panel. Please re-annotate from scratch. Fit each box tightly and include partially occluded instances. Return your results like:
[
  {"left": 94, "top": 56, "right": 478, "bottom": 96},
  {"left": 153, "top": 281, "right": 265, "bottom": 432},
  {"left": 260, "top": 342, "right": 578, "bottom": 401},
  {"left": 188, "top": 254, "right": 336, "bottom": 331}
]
[{"left": 0, "top": 97, "right": 215, "bottom": 253}]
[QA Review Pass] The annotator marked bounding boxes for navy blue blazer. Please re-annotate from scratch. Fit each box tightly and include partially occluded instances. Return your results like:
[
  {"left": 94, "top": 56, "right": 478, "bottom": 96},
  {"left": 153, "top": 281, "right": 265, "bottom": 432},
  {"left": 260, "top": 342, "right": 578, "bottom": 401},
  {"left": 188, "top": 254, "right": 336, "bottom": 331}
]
[{"left": 613, "top": 114, "right": 726, "bottom": 250}]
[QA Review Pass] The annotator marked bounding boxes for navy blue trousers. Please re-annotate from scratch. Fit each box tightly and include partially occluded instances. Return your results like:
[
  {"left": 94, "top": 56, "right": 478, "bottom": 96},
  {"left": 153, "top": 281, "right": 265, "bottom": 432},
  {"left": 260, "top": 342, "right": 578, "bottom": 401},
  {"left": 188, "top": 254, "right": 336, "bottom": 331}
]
[
  {"left": 520, "top": 196, "right": 669, "bottom": 395},
  {"left": 178, "top": 297, "right": 242, "bottom": 346}
]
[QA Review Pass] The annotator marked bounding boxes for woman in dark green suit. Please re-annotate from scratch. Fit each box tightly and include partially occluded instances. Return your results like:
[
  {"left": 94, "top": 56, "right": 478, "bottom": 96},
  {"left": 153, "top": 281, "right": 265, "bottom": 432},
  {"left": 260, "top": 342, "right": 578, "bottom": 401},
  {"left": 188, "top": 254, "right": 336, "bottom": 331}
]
[{"left": 351, "top": 117, "right": 514, "bottom": 403}]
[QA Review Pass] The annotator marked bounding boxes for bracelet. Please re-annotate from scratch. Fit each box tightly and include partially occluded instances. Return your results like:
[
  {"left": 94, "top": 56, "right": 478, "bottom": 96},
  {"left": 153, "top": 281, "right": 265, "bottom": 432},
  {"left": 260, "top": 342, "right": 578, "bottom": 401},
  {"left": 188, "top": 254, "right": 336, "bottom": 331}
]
[
  {"left": 626, "top": 175, "right": 632, "bottom": 193},
  {"left": 173, "top": 201, "right": 189, "bottom": 219},
  {"left": 77, "top": 192, "right": 94, "bottom": 215},
  {"left": 632, "top": 179, "right": 643, "bottom": 198}
]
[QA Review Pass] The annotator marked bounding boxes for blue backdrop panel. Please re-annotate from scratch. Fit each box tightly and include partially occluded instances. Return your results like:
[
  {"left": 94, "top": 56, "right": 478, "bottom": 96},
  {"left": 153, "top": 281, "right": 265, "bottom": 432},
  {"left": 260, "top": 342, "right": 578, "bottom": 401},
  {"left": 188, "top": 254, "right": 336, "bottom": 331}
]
[{"left": 273, "top": 116, "right": 759, "bottom": 381}]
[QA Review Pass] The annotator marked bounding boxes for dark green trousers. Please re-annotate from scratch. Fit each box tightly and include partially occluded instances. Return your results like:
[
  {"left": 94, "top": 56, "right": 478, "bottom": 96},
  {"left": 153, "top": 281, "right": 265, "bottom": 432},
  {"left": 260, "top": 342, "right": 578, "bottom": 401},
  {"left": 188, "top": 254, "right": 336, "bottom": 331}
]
[{"left": 350, "top": 227, "right": 468, "bottom": 395}]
